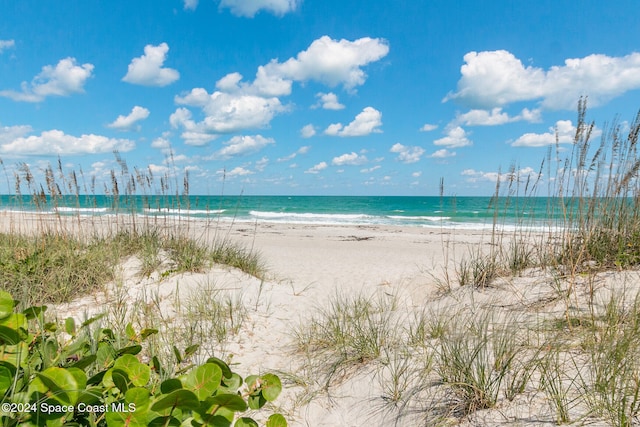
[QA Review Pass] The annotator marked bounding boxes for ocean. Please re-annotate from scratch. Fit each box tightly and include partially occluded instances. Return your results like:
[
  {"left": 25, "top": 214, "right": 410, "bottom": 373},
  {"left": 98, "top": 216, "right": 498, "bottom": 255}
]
[{"left": 0, "top": 194, "right": 568, "bottom": 230}]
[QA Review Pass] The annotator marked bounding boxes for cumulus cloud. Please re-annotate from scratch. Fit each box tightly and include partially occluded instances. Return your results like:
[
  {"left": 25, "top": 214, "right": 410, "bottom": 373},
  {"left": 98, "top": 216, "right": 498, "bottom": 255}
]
[
  {"left": 107, "top": 106, "right": 150, "bottom": 131},
  {"left": 454, "top": 107, "right": 542, "bottom": 126},
  {"left": 390, "top": 143, "right": 425, "bottom": 164},
  {"left": 511, "top": 120, "right": 586, "bottom": 147},
  {"left": 0, "top": 39, "right": 15, "bottom": 53},
  {"left": 429, "top": 149, "right": 456, "bottom": 158},
  {"left": 324, "top": 107, "right": 382, "bottom": 137},
  {"left": 171, "top": 90, "right": 284, "bottom": 143},
  {"left": 215, "top": 135, "right": 274, "bottom": 159},
  {"left": 332, "top": 152, "right": 367, "bottom": 166},
  {"left": 255, "top": 36, "right": 389, "bottom": 95},
  {"left": 173, "top": 36, "right": 386, "bottom": 143},
  {"left": 445, "top": 50, "right": 640, "bottom": 110},
  {"left": 219, "top": 0, "right": 299, "bottom": 17},
  {"left": 314, "top": 92, "right": 345, "bottom": 110},
  {"left": 122, "top": 43, "right": 179, "bottom": 87},
  {"left": 222, "top": 166, "right": 254, "bottom": 178},
  {"left": 183, "top": 0, "right": 198, "bottom": 10},
  {"left": 300, "top": 124, "right": 316, "bottom": 138},
  {"left": 305, "top": 161, "right": 327, "bottom": 174},
  {"left": 433, "top": 126, "right": 472, "bottom": 148},
  {"left": 0, "top": 129, "right": 134, "bottom": 155},
  {"left": 420, "top": 123, "right": 438, "bottom": 132},
  {"left": 0, "top": 57, "right": 94, "bottom": 102}
]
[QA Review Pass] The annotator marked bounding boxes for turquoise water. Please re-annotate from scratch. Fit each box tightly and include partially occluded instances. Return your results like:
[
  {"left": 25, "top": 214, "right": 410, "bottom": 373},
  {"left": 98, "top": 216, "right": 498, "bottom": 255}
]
[{"left": 0, "top": 195, "right": 565, "bottom": 230}]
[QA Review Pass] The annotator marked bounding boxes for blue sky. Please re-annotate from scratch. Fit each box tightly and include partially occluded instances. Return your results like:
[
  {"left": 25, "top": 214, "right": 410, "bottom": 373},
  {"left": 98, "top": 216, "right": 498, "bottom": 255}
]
[{"left": 1, "top": 0, "right": 639, "bottom": 196}]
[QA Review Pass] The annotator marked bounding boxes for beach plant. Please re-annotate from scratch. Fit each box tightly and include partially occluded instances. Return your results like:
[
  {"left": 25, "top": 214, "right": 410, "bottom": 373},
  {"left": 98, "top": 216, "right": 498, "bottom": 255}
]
[
  {"left": 294, "top": 292, "right": 400, "bottom": 388},
  {"left": 580, "top": 292, "right": 640, "bottom": 426},
  {"left": 0, "top": 290, "right": 286, "bottom": 427},
  {"left": 434, "top": 310, "right": 527, "bottom": 415}
]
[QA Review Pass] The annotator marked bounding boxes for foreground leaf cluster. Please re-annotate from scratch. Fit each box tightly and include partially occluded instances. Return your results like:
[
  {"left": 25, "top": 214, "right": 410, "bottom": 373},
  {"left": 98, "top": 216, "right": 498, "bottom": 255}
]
[{"left": 0, "top": 290, "right": 286, "bottom": 427}]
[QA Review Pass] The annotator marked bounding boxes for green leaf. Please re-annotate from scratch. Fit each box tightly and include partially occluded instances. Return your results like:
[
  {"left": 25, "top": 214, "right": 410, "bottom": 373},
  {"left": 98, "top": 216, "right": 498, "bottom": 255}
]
[
  {"left": 260, "top": 374, "right": 282, "bottom": 402},
  {"left": 80, "top": 313, "right": 105, "bottom": 328},
  {"left": 247, "top": 394, "right": 265, "bottom": 410},
  {"left": 0, "top": 325, "right": 21, "bottom": 345},
  {"left": 184, "top": 363, "right": 222, "bottom": 400},
  {"left": 68, "top": 354, "right": 97, "bottom": 370},
  {"left": 22, "top": 305, "right": 47, "bottom": 320},
  {"left": 65, "top": 317, "right": 76, "bottom": 335},
  {"left": 0, "top": 291, "right": 14, "bottom": 319},
  {"left": 160, "top": 378, "right": 183, "bottom": 394},
  {"left": 117, "top": 344, "right": 142, "bottom": 356},
  {"left": 206, "top": 357, "right": 233, "bottom": 379},
  {"left": 125, "top": 322, "right": 136, "bottom": 340},
  {"left": 151, "top": 389, "right": 200, "bottom": 412},
  {"left": 0, "top": 365, "right": 13, "bottom": 395},
  {"left": 0, "top": 342, "right": 28, "bottom": 367},
  {"left": 112, "top": 368, "right": 130, "bottom": 393},
  {"left": 148, "top": 416, "right": 181, "bottom": 426},
  {"left": 32, "top": 367, "right": 79, "bottom": 405},
  {"left": 172, "top": 346, "right": 182, "bottom": 363},
  {"left": 266, "top": 414, "right": 288, "bottom": 427},
  {"left": 113, "top": 354, "right": 150, "bottom": 387},
  {"left": 106, "top": 389, "right": 151, "bottom": 427},
  {"left": 220, "top": 373, "right": 242, "bottom": 393},
  {"left": 139, "top": 328, "right": 159, "bottom": 340},
  {"left": 152, "top": 356, "right": 165, "bottom": 378},
  {"left": 207, "top": 394, "right": 247, "bottom": 412},
  {"left": 0, "top": 313, "right": 27, "bottom": 331},
  {"left": 234, "top": 418, "right": 258, "bottom": 427},
  {"left": 184, "top": 344, "right": 200, "bottom": 358}
]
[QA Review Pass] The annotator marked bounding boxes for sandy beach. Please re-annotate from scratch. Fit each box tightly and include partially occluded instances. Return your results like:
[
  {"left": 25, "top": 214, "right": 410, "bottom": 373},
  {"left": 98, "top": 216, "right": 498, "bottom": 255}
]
[{"left": 3, "top": 212, "right": 640, "bottom": 426}]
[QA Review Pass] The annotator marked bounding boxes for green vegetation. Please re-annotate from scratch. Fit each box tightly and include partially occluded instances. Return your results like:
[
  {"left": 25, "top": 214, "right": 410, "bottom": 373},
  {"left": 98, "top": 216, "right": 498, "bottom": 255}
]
[{"left": 0, "top": 290, "right": 285, "bottom": 426}]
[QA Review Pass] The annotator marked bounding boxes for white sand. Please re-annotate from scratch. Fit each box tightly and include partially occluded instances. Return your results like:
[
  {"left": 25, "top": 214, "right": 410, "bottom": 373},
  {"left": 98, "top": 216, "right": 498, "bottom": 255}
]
[{"left": 4, "top": 213, "right": 639, "bottom": 426}]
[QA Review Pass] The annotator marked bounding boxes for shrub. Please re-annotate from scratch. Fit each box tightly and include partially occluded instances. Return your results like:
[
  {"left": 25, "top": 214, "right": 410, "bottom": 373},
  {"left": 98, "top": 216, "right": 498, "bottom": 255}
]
[{"left": 0, "top": 290, "right": 286, "bottom": 427}]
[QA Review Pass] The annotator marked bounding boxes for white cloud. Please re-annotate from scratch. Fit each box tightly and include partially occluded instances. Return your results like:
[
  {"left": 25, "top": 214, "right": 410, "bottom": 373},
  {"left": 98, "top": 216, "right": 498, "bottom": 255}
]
[
  {"left": 305, "top": 161, "right": 327, "bottom": 174},
  {"left": 0, "top": 125, "right": 32, "bottom": 145},
  {"left": 222, "top": 166, "right": 254, "bottom": 178},
  {"left": 172, "top": 91, "right": 284, "bottom": 141},
  {"left": 420, "top": 123, "right": 438, "bottom": 132},
  {"left": 215, "top": 135, "right": 274, "bottom": 159},
  {"left": 454, "top": 107, "right": 542, "bottom": 126},
  {"left": 390, "top": 143, "right": 425, "bottom": 164},
  {"left": 332, "top": 152, "right": 367, "bottom": 166},
  {"left": 277, "top": 145, "right": 309, "bottom": 162},
  {"left": 183, "top": 0, "right": 198, "bottom": 10},
  {"left": 219, "top": 0, "right": 299, "bottom": 17},
  {"left": 511, "top": 120, "right": 579, "bottom": 147},
  {"left": 300, "top": 124, "right": 316, "bottom": 138},
  {"left": 0, "top": 57, "right": 94, "bottom": 102},
  {"left": 462, "top": 167, "right": 540, "bottom": 183},
  {"left": 445, "top": 50, "right": 640, "bottom": 110},
  {"left": 122, "top": 43, "right": 179, "bottom": 87},
  {"left": 429, "top": 149, "right": 456, "bottom": 158},
  {"left": 433, "top": 126, "right": 472, "bottom": 148},
  {"left": 0, "top": 39, "right": 15, "bottom": 53},
  {"left": 412, "top": 171, "right": 422, "bottom": 177},
  {"left": 255, "top": 36, "right": 389, "bottom": 94},
  {"left": 107, "top": 106, "right": 150, "bottom": 131},
  {"left": 0, "top": 129, "right": 134, "bottom": 155},
  {"left": 151, "top": 137, "right": 171, "bottom": 150},
  {"left": 325, "top": 107, "right": 382, "bottom": 137},
  {"left": 360, "top": 165, "right": 381, "bottom": 173},
  {"left": 314, "top": 92, "right": 345, "bottom": 110},
  {"left": 255, "top": 157, "right": 269, "bottom": 172}
]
